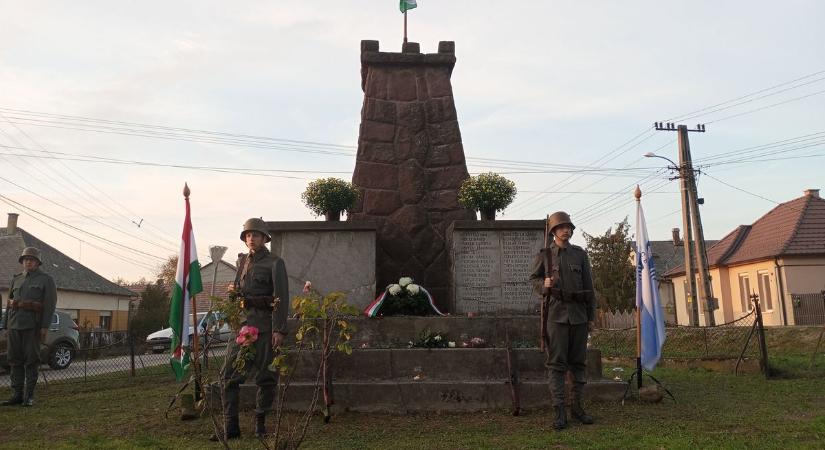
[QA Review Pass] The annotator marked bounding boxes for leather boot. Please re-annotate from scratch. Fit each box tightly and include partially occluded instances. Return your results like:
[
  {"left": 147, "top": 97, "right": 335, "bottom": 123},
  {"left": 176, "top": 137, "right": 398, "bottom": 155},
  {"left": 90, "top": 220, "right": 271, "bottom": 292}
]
[
  {"left": 571, "top": 401, "right": 594, "bottom": 424},
  {"left": 1, "top": 395, "right": 23, "bottom": 406},
  {"left": 209, "top": 416, "right": 241, "bottom": 441},
  {"left": 254, "top": 414, "right": 266, "bottom": 438},
  {"left": 22, "top": 384, "right": 35, "bottom": 407},
  {"left": 552, "top": 405, "right": 568, "bottom": 431}
]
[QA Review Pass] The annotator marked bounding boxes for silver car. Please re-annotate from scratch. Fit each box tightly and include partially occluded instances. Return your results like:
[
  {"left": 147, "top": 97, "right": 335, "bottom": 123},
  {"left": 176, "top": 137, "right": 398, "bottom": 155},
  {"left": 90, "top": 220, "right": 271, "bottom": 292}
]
[{"left": 0, "top": 309, "right": 81, "bottom": 370}]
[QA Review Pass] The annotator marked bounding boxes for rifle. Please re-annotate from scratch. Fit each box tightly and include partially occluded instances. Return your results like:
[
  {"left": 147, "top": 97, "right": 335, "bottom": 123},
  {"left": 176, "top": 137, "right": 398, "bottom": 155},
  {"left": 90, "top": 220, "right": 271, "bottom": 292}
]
[
  {"left": 505, "top": 328, "right": 520, "bottom": 416},
  {"left": 540, "top": 215, "right": 550, "bottom": 352}
]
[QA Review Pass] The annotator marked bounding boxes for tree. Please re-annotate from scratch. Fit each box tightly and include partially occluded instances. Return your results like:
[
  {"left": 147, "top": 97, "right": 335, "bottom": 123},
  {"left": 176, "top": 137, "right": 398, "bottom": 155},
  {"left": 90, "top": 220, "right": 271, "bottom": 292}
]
[
  {"left": 129, "top": 281, "right": 170, "bottom": 342},
  {"left": 583, "top": 217, "right": 636, "bottom": 312},
  {"left": 156, "top": 255, "right": 178, "bottom": 287}
]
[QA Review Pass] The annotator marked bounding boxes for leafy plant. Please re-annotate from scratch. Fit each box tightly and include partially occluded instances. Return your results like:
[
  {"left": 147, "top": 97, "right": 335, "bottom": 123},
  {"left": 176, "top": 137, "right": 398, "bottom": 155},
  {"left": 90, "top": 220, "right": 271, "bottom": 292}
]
[
  {"left": 457, "top": 172, "right": 517, "bottom": 212},
  {"left": 301, "top": 177, "right": 360, "bottom": 217},
  {"left": 265, "top": 282, "right": 359, "bottom": 448},
  {"left": 409, "top": 328, "right": 449, "bottom": 348}
]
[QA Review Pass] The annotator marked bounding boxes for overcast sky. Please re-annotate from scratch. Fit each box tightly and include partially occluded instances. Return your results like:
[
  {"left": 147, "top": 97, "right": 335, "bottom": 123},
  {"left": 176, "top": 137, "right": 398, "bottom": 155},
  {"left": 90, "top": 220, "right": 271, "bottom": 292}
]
[{"left": 1, "top": 1, "right": 823, "bottom": 282}]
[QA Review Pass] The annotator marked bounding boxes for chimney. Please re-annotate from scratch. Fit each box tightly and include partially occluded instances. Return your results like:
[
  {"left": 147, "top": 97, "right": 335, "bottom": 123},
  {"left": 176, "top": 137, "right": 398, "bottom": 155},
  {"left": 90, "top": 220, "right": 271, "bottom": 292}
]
[
  {"left": 804, "top": 188, "right": 820, "bottom": 198},
  {"left": 6, "top": 213, "right": 19, "bottom": 235},
  {"left": 672, "top": 228, "right": 683, "bottom": 246}
]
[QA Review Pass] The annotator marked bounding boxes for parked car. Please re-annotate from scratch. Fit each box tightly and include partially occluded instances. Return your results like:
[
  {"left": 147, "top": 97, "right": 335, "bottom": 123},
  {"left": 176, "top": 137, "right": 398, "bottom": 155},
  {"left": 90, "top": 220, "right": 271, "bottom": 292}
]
[
  {"left": 146, "top": 311, "right": 232, "bottom": 354},
  {"left": 0, "top": 309, "right": 81, "bottom": 371}
]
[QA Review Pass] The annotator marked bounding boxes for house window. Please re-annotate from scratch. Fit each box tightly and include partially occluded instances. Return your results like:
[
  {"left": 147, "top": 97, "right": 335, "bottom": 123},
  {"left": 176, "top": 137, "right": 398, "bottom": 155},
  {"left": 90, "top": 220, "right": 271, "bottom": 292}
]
[
  {"left": 738, "top": 274, "right": 752, "bottom": 312},
  {"left": 758, "top": 272, "right": 774, "bottom": 311},
  {"left": 99, "top": 311, "right": 112, "bottom": 330}
]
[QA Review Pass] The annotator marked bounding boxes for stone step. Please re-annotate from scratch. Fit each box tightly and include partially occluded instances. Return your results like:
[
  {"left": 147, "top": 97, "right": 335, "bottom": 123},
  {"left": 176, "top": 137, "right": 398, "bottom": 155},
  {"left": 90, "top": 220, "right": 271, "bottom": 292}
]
[
  {"left": 220, "top": 379, "right": 626, "bottom": 413},
  {"left": 285, "top": 315, "right": 542, "bottom": 349},
  {"left": 285, "top": 348, "right": 602, "bottom": 382}
]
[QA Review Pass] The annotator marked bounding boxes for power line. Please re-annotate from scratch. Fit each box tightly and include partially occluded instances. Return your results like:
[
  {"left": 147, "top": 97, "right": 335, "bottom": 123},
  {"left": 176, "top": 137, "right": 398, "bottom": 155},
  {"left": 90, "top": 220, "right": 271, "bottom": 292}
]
[
  {"left": 701, "top": 172, "right": 803, "bottom": 213},
  {"left": 0, "top": 193, "right": 165, "bottom": 261},
  {"left": 0, "top": 107, "right": 357, "bottom": 150},
  {"left": 704, "top": 89, "right": 825, "bottom": 124},
  {"left": 0, "top": 201, "right": 157, "bottom": 271},
  {"left": 0, "top": 174, "right": 178, "bottom": 255},
  {"left": 0, "top": 146, "right": 343, "bottom": 179},
  {"left": 663, "top": 68, "right": 825, "bottom": 122}
]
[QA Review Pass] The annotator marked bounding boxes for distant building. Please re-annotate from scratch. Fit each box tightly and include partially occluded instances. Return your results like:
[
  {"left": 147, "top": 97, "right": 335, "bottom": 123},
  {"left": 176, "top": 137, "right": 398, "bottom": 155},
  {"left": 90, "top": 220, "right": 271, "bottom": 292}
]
[
  {"left": 1, "top": 213, "right": 136, "bottom": 331},
  {"left": 632, "top": 230, "right": 718, "bottom": 325},
  {"left": 664, "top": 189, "right": 825, "bottom": 326}
]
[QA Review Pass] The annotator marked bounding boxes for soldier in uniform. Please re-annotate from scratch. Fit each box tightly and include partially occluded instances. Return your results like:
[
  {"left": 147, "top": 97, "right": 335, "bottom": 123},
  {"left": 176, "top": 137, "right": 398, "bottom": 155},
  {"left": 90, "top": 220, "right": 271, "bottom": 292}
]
[
  {"left": 530, "top": 212, "right": 596, "bottom": 430},
  {"left": 1, "top": 247, "right": 57, "bottom": 407},
  {"left": 211, "top": 218, "right": 289, "bottom": 441}
]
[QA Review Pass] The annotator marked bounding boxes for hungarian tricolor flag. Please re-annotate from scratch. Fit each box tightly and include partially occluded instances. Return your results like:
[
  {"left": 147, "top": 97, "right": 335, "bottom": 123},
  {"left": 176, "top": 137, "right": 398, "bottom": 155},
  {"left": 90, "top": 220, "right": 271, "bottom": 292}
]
[{"left": 169, "top": 183, "right": 203, "bottom": 382}]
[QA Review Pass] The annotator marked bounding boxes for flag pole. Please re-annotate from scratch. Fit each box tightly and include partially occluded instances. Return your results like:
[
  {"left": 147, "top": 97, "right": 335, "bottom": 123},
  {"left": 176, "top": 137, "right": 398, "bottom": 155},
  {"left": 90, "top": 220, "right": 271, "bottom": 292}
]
[
  {"left": 184, "top": 184, "right": 202, "bottom": 401},
  {"left": 635, "top": 185, "right": 643, "bottom": 389},
  {"left": 403, "top": 11, "right": 408, "bottom": 44}
]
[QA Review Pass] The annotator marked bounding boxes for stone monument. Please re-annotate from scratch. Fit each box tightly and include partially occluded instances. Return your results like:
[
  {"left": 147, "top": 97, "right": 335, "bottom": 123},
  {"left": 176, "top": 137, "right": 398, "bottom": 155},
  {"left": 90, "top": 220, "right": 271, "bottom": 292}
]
[{"left": 348, "top": 40, "right": 476, "bottom": 310}]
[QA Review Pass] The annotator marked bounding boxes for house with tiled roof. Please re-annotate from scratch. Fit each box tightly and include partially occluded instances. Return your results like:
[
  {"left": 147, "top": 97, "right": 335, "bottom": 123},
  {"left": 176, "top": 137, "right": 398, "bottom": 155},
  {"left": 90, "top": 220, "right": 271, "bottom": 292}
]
[
  {"left": 1, "top": 213, "right": 137, "bottom": 331},
  {"left": 632, "top": 231, "right": 718, "bottom": 324},
  {"left": 664, "top": 189, "right": 825, "bottom": 326}
]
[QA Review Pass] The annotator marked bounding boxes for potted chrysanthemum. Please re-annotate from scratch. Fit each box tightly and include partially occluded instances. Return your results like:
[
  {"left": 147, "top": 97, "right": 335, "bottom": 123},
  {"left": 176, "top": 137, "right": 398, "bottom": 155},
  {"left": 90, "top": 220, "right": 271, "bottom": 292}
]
[
  {"left": 301, "top": 177, "right": 360, "bottom": 221},
  {"left": 457, "top": 172, "right": 517, "bottom": 220}
]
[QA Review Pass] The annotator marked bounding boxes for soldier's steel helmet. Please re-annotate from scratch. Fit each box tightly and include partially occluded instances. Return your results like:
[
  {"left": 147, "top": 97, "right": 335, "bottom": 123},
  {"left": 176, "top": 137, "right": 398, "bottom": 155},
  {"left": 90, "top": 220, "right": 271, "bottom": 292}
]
[
  {"left": 547, "top": 211, "right": 575, "bottom": 234},
  {"left": 19, "top": 246, "right": 42, "bottom": 264},
  {"left": 240, "top": 218, "right": 271, "bottom": 243}
]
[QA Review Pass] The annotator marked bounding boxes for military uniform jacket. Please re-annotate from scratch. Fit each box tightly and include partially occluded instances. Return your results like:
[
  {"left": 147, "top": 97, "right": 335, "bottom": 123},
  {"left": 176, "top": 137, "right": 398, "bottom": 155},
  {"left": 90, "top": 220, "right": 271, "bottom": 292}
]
[
  {"left": 5, "top": 268, "right": 57, "bottom": 330},
  {"left": 530, "top": 242, "right": 596, "bottom": 325},
  {"left": 235, "top": 247, "right": 289, "bottom": 334}
]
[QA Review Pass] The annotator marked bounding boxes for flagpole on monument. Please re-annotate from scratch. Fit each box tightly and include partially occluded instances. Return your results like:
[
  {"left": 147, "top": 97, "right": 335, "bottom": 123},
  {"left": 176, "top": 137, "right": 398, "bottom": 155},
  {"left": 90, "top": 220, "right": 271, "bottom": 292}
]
[{"left": 404, "top": 11, "right": 408, "bottom": 44}]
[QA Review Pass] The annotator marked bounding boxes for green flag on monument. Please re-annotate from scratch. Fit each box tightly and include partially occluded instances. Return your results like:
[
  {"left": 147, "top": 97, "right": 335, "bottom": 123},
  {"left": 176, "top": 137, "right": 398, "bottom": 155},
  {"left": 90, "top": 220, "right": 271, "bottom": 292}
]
[{"left": 400, "top": 0, "right": 417, "bottom": 13}]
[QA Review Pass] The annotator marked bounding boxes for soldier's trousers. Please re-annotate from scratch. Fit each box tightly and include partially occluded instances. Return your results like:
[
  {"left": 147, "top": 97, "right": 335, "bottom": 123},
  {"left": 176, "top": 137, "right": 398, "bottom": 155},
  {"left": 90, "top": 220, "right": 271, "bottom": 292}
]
[
  {"left": 7, "top": 328, "right": 41, "bottom": 399},
  {"left": 545, "top": 321, "right": 588, "bottom": 407},
  {"left": 221, "top": 330, "right": 279, "bottom": 418}
]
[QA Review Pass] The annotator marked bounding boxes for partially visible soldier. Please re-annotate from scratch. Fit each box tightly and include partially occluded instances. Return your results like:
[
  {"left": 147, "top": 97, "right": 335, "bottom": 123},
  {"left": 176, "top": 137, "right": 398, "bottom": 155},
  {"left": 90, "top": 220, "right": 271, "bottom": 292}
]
[
  {"left": 530, "top": 212, "right": 596, "bottom": 431},
  {"left": 210, "top": 218, "right": 289, "bottom": 441},
  {"left": 1, "top": 247, "right": 57, "bottom": 407}
]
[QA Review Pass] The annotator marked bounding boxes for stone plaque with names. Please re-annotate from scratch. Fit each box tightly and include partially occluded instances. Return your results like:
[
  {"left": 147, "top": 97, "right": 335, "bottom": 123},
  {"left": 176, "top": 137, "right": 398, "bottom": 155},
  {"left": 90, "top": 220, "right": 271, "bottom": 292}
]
[{"left": 450, "top": 221, "right": 544, "bottom": 314}]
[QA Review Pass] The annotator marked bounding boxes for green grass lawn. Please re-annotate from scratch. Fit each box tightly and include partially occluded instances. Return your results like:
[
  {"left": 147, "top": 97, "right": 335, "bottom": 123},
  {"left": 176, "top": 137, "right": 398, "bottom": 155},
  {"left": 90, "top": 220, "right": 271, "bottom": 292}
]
[{"left": 0, "top": 355, "right": 822, "bottom": 450}]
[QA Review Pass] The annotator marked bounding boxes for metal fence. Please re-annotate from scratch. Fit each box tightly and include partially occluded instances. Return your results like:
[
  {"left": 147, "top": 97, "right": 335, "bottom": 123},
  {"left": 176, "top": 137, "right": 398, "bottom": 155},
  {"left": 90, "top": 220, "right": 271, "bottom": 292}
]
[
  {"left": 0, "top": 331, "right": 228, "bottom": 388},
  {"left": 791, "top": 291, "right": 825, "bottom": 325},
  {"left": 592, "top": 302, "right": 770, "bottom": 378}
]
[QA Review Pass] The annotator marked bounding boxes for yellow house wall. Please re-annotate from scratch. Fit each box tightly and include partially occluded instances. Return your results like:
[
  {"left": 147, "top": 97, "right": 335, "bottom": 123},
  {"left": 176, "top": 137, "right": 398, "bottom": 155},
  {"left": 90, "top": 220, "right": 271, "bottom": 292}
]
[
  {"left": 670, "top": 257, "right": 825, "bottom": 327},
  {"left": 726, "top": 260, "right": 781, "bottom": 325},
  {"left": 56, "top": 290, "right": 133, "bottom": 331}
]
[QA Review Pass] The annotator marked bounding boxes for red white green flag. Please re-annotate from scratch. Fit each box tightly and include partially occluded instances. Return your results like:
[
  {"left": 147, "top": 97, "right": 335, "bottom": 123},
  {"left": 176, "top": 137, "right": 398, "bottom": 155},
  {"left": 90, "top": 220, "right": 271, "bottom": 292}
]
[{"left": 169, "top": 183, "right": 203, "bottom": 381}]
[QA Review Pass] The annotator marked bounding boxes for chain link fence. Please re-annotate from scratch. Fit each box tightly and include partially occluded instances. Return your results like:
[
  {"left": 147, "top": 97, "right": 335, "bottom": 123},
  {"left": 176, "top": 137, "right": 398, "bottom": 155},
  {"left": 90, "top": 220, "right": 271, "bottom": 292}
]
[{"left": 0, "top": 329, "right": 229, "bottom": 388}]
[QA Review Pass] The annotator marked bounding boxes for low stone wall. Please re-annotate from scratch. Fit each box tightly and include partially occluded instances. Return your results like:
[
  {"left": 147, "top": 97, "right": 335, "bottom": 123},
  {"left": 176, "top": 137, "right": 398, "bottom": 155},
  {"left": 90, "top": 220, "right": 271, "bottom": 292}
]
[{"left": 267, "top": 221, "right": 377, "bottom": 310}]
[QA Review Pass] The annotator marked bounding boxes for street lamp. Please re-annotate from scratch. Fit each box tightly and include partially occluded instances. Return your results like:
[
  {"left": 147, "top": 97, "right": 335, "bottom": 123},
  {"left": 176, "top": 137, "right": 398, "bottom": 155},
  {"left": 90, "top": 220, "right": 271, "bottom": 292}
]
[
  {"left": 644, "top": 152, "right": 679, "bottom": 172},
  {"left": 208, "top": 245, "right": 229, "bottom": 298}
]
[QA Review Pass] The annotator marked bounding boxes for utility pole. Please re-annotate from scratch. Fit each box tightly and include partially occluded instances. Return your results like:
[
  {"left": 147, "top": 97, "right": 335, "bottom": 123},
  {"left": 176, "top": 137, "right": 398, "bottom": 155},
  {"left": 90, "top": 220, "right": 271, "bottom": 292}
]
[{"left": 653, "top": 122, "right": 716, "bottom": 326}]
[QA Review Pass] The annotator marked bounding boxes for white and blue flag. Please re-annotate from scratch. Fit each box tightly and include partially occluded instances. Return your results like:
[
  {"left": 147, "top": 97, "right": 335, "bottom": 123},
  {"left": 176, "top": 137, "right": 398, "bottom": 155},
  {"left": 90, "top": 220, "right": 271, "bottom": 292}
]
[{"left": 636, "top": 199, "right": 666, "bottom": 371}]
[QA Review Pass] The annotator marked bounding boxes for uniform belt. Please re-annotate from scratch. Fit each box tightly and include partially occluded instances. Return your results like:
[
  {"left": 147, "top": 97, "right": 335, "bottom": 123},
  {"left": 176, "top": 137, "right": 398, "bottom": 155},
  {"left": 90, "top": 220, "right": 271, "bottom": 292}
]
[
  {"left": 8, "top": 299, "right": 43, "bottom": 312},
  {"left": 242, "top": 295, "right": 275, "bottom": 311},
  {"left": 549, "top": 288, "right": 587, "bottom": 303}
]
